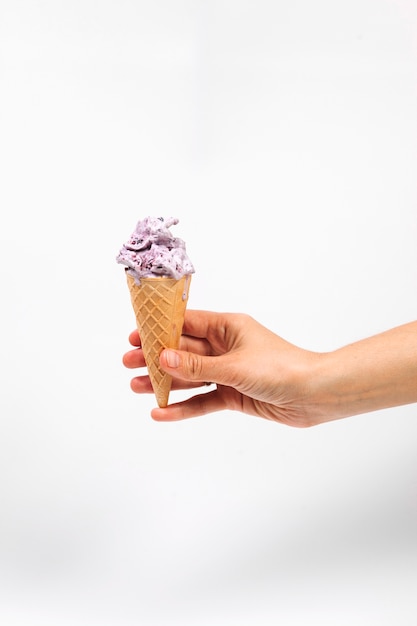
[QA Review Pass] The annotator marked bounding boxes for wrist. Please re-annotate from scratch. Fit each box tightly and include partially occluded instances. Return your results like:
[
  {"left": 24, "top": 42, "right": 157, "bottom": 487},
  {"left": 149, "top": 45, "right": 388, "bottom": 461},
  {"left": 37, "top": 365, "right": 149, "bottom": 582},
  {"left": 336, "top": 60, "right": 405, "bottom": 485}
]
[{"left": 303, "top": 350, "right": 365, "bottom": 425}]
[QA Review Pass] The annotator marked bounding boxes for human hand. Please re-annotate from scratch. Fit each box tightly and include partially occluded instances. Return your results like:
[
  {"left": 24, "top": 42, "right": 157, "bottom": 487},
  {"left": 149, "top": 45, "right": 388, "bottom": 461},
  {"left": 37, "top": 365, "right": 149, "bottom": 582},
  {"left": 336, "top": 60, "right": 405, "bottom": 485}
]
[{"left": 122, "top": 310, "right": 322, "bottom": 426}]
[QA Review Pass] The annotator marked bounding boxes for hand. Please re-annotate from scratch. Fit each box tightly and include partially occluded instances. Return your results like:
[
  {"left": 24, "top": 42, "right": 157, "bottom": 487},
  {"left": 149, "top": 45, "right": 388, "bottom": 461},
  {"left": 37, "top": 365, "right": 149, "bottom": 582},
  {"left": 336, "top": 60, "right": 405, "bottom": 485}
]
[
  {"left": 123, "top": 313, "right": 417, "bottom": 425},
  {"left": 122, "top": 310, "right": 321, "bottom": 426}
]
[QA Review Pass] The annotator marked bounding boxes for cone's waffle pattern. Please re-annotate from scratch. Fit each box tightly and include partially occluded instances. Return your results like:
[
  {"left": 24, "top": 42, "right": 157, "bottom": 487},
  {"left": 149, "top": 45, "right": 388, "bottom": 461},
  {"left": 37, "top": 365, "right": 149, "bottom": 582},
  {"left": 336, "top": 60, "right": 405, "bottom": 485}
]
[{"left": 126, "top": 273, "right": 191, "bottom": 407}]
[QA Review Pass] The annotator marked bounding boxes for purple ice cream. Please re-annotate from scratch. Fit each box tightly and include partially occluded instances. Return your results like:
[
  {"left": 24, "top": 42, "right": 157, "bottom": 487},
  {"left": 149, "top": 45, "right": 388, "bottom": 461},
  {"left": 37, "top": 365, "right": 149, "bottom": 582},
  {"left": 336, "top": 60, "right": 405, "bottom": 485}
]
[{"left": 116, "top": 217, "right": 195, "bottom": 282}]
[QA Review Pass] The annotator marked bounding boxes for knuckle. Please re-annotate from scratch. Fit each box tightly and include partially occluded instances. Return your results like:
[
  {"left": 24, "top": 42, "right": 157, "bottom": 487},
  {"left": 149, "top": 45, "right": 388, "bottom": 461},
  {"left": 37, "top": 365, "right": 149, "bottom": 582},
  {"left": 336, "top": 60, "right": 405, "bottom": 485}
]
[{"left": 186, "top": 353, "right": 204, "bottom": 380}]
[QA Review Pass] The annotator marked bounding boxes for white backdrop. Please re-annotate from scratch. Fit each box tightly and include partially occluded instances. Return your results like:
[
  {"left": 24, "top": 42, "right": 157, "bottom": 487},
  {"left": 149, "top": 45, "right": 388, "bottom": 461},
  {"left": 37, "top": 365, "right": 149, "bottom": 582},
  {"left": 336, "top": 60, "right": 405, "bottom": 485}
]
[{"left": 1, "top": 1, "right": 417, "bottom": 625}]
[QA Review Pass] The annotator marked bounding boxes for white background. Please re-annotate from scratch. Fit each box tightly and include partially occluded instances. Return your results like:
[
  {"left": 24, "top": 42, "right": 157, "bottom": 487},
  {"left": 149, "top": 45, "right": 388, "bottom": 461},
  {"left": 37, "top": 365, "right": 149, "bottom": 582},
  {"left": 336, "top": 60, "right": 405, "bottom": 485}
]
[{"left": 1, "top": 1, "right": 417, "bottom": 624}]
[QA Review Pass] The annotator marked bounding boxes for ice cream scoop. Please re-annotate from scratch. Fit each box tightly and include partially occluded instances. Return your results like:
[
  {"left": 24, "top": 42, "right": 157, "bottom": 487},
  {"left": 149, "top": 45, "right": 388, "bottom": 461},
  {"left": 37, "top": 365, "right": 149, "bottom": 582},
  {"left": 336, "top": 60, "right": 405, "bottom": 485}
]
[{"left": 116, "top": 216, "right": 195, "bottom": 282}]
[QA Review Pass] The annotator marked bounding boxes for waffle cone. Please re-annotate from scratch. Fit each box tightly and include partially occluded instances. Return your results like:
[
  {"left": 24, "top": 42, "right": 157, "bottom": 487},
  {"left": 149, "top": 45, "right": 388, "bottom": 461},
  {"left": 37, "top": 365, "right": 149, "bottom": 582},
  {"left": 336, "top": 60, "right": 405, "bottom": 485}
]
[{"left": 126, "top": 272, "right": 191, "bottom": 408}]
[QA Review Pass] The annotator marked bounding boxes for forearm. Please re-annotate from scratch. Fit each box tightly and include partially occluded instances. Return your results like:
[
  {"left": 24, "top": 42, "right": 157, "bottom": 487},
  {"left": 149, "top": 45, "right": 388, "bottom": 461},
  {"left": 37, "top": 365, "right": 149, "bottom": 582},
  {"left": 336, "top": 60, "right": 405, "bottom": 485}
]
[{"left": 309, "top": 321, "right": 417, "bottom": 423}]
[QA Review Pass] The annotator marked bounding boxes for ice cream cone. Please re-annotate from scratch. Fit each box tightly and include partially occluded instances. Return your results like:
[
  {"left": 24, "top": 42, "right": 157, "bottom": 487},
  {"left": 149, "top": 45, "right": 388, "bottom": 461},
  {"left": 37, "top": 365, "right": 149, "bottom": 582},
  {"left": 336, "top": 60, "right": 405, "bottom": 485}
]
[{"left": 126, "top": 272, "right": 191, "bottom": 408}]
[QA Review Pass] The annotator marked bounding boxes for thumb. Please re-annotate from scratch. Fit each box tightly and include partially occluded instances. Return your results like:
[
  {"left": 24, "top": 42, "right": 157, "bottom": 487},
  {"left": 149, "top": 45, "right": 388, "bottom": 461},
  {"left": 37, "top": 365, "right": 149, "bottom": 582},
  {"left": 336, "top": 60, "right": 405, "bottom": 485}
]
[{"left": 159, "top": 348, "right": 224, "bottom": 385}]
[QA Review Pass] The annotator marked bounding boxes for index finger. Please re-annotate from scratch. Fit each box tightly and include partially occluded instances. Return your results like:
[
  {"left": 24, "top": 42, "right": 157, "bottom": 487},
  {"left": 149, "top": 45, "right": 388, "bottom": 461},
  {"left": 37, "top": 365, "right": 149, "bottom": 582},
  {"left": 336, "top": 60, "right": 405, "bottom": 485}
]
[
  {"left": 182, "top": 310, "right": 230, "bottom": 339},
  {"left": 128, "top": 310, "right": 229, "bottom": 348}
]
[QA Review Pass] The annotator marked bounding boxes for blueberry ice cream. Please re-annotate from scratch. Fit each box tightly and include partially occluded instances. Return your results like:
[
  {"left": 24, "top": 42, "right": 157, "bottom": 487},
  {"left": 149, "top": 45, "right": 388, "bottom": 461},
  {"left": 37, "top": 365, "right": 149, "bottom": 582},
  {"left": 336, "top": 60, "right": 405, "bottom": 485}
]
[{"left": 116, "top": 217, "right": 195, "bottom": 282}]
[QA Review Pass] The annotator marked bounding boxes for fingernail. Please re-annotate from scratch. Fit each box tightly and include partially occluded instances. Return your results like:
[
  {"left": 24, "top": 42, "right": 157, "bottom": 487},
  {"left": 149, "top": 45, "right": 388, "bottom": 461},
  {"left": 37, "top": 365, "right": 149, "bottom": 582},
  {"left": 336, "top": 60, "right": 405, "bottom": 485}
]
[{"left": 165, "top": 349, "right": 180, "bottom": 368}]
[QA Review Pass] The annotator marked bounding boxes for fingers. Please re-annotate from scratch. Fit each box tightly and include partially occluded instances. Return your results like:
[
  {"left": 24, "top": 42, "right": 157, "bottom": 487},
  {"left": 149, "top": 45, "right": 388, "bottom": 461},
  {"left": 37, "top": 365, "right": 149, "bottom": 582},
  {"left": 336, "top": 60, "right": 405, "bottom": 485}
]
[
  {"left": 124, "top": 311, "right": 240, "bottom": 411},
  {"left": 127, "top": 310, "right": 218, "bottom": 348},
  {"left": 130, "top": 374, "right": 205, "bottom": 394},
  {"left": 181, "top": 310, "right": 226, "bottom": 339},
  {"left": 128, "top": 329, "right": 141, "bottom": 347},
  {"left": 123, "top": 337, "right": 211, "bottom": 371},
  {"left": 127, "top": 310, "right": 242, "bottom": 351},
  {"left": 150, "top": 385, "right": 244, "bottom": 421},
  {"left": 150, "top": 388, "right": 228, "bottom": 421},
  {"left": 127, "top": 328, "right": 211, "bottom": 355},
  {"left": 130, "top": 375, "right": 154, "bottom": 394},
  {"left": 159, "top": 348, "right": 234, "bottom": 387},
  {"left": 123, "top": 347, "right": 146, "bottom": 369}
]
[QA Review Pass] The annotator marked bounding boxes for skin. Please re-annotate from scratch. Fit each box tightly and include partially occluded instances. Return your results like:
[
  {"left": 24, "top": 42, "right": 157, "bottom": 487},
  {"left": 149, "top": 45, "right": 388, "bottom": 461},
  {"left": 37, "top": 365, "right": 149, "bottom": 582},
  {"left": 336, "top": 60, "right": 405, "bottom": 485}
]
[{"left": 122, "top": 311, "right": 417, "bottom": 426}]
